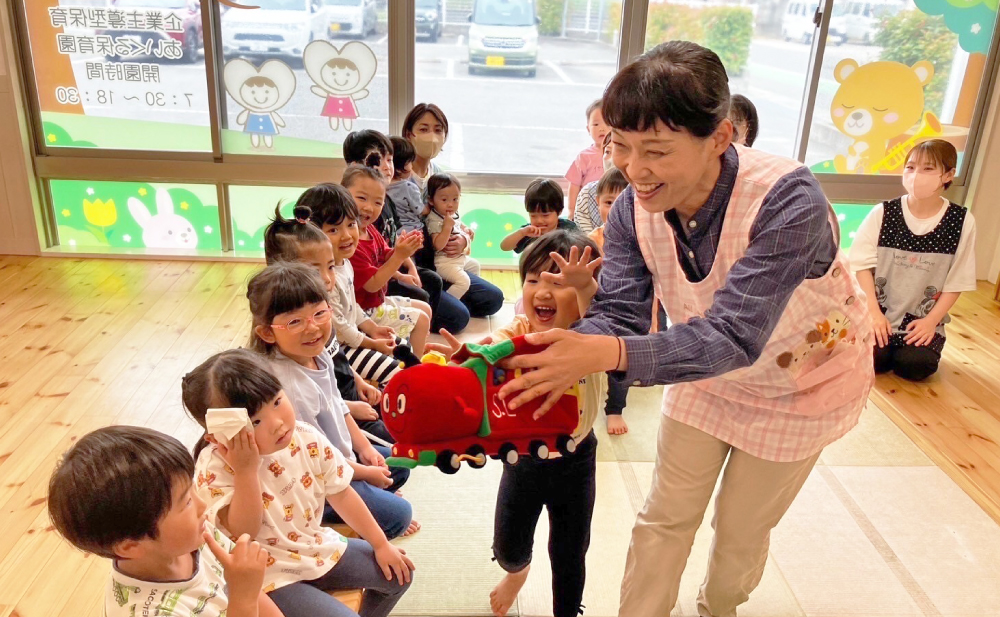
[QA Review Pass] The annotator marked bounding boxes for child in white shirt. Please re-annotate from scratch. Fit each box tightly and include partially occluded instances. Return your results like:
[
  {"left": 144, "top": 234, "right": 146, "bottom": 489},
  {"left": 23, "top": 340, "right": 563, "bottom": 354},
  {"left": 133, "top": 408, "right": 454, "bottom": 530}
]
[{"left": 424, "top": 173, "right": 480, "bottom": 299}]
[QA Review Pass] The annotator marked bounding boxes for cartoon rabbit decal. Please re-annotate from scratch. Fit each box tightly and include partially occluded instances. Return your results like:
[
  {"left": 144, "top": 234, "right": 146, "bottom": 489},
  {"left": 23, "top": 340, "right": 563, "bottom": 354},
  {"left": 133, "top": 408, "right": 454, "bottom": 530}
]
[
  {"left": 303, "top": 40, "right": 377, "bottom": 132},
  {"left": 224, "top": 59, "right": 297, "bottom": 149},
  {"left": 127, "top": 188, "right": 198, "bottom": 249}
]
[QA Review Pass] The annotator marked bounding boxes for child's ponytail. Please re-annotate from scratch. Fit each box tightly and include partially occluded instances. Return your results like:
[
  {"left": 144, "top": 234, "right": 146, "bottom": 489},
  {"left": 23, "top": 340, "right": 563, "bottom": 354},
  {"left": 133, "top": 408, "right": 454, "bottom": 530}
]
[{"left": 262, "top": 202, "right": 330, "bottom": 264}]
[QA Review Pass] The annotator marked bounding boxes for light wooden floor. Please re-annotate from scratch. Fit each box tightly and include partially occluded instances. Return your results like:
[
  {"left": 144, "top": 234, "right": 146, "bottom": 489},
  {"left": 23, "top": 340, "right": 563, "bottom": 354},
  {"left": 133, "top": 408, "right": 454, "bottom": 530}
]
[{"left": 0, "top": 256, "right": 998, "bottom": 617}]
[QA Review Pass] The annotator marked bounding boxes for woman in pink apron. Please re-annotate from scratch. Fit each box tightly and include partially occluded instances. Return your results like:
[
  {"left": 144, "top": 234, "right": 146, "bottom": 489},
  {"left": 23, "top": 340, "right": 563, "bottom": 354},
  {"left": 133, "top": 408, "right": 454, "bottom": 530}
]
[{"left": 499, "top": 41, "right": 874, "bottom": 617}]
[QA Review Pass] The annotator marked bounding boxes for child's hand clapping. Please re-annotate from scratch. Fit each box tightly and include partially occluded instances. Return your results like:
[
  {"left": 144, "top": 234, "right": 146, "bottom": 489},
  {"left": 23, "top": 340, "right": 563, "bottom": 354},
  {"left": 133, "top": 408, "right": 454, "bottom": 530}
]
[
  {"left": 542, "top": 245, "right": 603, "bottom": 291},
  {"left": 217, "top": 428, "right": 260, "bottom": 476},
  {"left": 395, "top": 230, "right": 424, "bottom": 258}
]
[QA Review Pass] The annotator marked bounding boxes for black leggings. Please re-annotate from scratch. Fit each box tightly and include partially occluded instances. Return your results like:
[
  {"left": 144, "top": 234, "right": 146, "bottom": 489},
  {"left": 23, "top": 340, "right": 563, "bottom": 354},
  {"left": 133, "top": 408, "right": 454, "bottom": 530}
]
[
  {"left": 873, "top": 341, "right": 942, "bottom": 381},
  {"left": 493, "top": 432, "right": 597, "bottom": 617}
]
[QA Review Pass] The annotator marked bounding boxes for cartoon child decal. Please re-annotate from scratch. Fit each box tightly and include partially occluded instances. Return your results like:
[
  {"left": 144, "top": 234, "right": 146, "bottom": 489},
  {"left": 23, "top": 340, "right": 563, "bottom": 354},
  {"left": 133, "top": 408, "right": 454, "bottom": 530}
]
[
  {"left": 224, "top": 58, "right": 296, "bottom": 150},
  {"left": 303, "top": 40, "right": 378, "bottom": 132}
]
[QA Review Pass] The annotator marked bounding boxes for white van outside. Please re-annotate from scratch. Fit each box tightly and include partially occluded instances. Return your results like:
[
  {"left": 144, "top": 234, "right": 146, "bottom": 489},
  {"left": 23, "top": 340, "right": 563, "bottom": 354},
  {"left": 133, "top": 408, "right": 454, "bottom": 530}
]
[
  {"left": 222, "top": 0, "right": 333, "bottom": 59},
  {"left": 837, "top": 0, "right": 905, "bottom": 43},
  {"left": 467, "top": 0, "right": 540, "bottom": 77},
  {"left": 782, "top": 0, "right": 847, "bottom": 44}
]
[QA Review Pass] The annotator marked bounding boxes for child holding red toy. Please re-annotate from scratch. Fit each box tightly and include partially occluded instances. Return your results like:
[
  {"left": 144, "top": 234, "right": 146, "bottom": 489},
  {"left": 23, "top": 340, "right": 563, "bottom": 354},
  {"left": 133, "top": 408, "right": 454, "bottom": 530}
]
[{"left": 489, "top": 230, "right": 605, "bottom": 617}]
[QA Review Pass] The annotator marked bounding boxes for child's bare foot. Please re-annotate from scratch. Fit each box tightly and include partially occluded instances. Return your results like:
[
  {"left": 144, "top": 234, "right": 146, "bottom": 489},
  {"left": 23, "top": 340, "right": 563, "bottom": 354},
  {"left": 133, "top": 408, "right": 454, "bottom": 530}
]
[
  {"left": 402, "top": 519, "right": 421, "bottom": 536},
  {"left": 607, "top": 415, "right": 629, "bottom": 435},
  {"left": 489, "top": 566, "right": 530, "bottom": 617}
]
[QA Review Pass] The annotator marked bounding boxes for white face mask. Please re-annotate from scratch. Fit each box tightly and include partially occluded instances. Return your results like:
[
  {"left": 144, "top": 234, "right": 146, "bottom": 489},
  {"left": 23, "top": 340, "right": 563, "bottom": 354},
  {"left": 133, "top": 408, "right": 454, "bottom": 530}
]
[
  {"left": 411, "top": 134, "right": 444, "bottom": 160},
  {"left": 902, "top": 170, "right": 942, "bottom": 200}
]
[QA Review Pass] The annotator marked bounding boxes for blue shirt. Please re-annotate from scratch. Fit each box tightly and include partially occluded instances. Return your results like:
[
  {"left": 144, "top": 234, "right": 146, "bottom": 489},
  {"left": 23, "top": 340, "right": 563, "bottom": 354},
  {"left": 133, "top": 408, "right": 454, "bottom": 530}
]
[{"left": 574, "top": 146, "right": 837, "bottom": 386}]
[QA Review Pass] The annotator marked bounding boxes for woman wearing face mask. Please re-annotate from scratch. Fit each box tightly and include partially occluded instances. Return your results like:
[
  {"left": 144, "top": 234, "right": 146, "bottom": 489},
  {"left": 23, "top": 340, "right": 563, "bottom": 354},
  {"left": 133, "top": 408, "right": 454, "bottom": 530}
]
[
  {"left": 402, "top": 103, "right": 448, "bottom": 189},
  {"left": 402, "top": 103, "right": 505, "bottom": 324},
  {"left": 849, "top": 139, "right": 977, "bottom": 381}
]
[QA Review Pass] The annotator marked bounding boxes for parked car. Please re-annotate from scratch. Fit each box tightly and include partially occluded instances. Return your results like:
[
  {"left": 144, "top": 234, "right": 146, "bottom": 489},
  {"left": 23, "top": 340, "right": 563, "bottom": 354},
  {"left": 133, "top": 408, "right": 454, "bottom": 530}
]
[
  {"left": 222, "top": 0, "right": 333, "bottom": 59},
  {"left": 837, "top": 0, "right": 904, "bottom": 43},
  {"left": 416, "top": 0, "right": 443, "bottom": 43},
  {"left": 325, "top": 0, "right": 378, "bottom": 39},
  {"left": 782, "top": 0, "right": 847, "bottom": 45},
  {"left": 104, "top": 0, "right": 203, "bottom": 63},
  {"left": 467, "top": 0, "right": 539, "bottom": 78}
]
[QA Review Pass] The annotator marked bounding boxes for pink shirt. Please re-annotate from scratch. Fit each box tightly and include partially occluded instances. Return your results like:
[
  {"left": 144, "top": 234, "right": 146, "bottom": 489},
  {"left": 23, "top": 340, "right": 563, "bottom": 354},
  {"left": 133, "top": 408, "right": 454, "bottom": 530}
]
[
  {"left": 634, "top": 147, "right": 874, "bottom": 462},
  {"left": 566, "top": 144, "right": 604, "bottom": 188}
]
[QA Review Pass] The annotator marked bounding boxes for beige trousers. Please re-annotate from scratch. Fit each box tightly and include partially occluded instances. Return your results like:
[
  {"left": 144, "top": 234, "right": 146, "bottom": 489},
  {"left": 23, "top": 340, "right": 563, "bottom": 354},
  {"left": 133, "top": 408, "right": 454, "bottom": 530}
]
[{"left": 620, "top": 416, "right": 820, "bottom": 617}]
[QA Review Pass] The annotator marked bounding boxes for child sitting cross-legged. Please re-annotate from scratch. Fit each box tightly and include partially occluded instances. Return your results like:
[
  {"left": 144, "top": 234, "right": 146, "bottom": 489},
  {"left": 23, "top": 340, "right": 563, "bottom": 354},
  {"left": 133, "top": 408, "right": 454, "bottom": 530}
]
[
  {"left": 47, "top": 425, "right": 280, "bottom": 617},
  {"left": 184, "top": 349, "right": 414, "bottom": 617}
]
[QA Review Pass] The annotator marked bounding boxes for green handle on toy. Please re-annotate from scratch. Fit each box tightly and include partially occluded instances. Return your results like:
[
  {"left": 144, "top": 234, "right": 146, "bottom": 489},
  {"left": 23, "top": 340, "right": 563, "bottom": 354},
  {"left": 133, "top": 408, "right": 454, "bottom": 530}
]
[{"left": 386, "top": 456, "right": 419, "bottom": 469}]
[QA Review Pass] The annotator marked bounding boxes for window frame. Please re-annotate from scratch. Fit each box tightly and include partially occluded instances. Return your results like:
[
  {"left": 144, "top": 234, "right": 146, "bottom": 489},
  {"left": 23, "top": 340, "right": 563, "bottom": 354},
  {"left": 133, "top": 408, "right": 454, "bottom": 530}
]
[{"left": 8, "top": 0, "right": 1000, "bottom": 257}]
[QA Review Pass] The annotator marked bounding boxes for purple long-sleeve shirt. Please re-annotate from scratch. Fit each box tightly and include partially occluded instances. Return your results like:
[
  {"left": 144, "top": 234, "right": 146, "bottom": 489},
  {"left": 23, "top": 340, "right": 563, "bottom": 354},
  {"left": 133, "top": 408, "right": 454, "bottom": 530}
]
[{"left": 574, "top": 146, "right": 837, "bottom": 386}]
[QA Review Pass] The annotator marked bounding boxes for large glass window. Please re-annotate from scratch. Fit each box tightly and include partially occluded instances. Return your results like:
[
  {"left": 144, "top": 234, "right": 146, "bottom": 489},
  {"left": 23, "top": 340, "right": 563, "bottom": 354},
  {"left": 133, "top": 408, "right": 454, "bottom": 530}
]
[
  {"left": 219, "top": 0, "right": 389, "bottom": 157},
  {"left": 644, "top": 0, "right": 812, "bottom": 159},
  {"left": 805, "top": 0, "right": 993, "bottom": 175},
  {"left": 24, "top": 0, "right": 212, "bottom": 151},
  {"left": 229, "top": 185, "right": 308, "bottom": 255},
  {"left": 414, "top": 0, "right": 622, "bottom": 175}
]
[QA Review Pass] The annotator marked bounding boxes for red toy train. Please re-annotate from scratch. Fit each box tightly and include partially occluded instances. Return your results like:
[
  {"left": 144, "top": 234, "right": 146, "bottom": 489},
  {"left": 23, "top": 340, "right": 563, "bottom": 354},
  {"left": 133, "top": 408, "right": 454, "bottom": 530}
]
[{"left": 381, "top": 336, "right": 581, "bottom": 473}]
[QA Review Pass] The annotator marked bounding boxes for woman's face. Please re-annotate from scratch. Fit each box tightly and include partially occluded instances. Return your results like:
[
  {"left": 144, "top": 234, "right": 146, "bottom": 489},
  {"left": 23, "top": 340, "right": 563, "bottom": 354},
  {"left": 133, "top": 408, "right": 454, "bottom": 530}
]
[
  {"left": 611, "top": 119, "right": 732, "bottom": 213},
  {"left": 407, "top": 111, "right": 447, "bottom": 161}
]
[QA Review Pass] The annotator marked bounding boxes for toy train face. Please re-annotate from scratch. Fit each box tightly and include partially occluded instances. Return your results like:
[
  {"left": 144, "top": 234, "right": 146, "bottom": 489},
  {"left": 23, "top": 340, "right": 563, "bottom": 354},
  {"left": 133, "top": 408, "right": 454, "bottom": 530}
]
[{"left": 381, "top": 351, "right": 582, "bottom": 473}]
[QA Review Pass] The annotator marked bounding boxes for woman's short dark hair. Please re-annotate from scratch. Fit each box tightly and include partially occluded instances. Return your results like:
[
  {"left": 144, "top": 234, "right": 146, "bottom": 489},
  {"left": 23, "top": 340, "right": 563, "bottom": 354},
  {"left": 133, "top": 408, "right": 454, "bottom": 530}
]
[
  {"left": 426, "top": 173, "right": 461, "bottom": 203},
  {"left": 48, "top": 426, "right": 194, "bottom": 559},
  {"left": 603, "top": 41, "right": 730, "bottom": 139},
  {"left": 300, "top": 183, "right": 359, "bottom": 228},
  {"left": 402, "top": 103, "right": 450, "bottom": 139},
  {"left": 343, "top": 130, "right": 392, "bottom": 165},
  {"left": 524, "top": 178, "right": 564, "bottom": 214},
  {"left": 390, "top": 137, "right": 416, "bottom": 178},
  {"left": 729, "top": 94, "right": 759, "bottom": 147},
  {"left": 519, "top": 229, "right": 601, "bottom": 283},
  {"left": 262, "top": 203, "right": 329, "bottom": 265}
]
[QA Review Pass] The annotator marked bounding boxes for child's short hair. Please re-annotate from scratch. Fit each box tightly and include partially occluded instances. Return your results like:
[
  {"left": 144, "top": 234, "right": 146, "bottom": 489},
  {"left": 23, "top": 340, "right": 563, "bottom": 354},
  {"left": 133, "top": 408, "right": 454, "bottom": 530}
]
[
  {"left": 906, "top": 139, "right": 958, "bottom": 189},
  {"left": 390, "top": 137, "right": 416, "bottom": 179},
  {"left": 48, "top": 426, "right": 194, "bottom": 560},
  {"left": 519, "top": 229, "right": 601, "bottom": 283},
  {"left": 729, "top": 94, "right": 759, "bottom": 147},
  {"left": 183, "top": 349, "right": 283, "bottom": 435},
  {"left": 343, "top": 130, "right": 392, "bottom": 165},
  {"left": 263, "top": 203, "right": 329, "bottom": 265},
  {"left": 426, "top": 173, "right": 461, "bottom": 203},
  {"left": 524, "top": 178, "right": 564, "bottom": 214},
  {"left": 341, "top": 163, "right": 385, "bottom": 190},
  {"left": 596, "top": 168, "right": 628, "bottom": 198},
  {"left": 300, "top": 183, "right": 359, "bottom": 229},
  {"left": 586, "top": 98, "right": 603, "bottom": 121},
  {"left": 245, "top": 261, "right": 330, "bottom": 355}
]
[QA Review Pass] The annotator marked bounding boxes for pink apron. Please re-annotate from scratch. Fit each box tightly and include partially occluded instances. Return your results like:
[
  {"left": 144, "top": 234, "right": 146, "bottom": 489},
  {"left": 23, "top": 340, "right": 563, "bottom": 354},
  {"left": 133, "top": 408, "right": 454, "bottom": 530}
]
[{"left": 634, "top": 146, "right": 875, "bottom": 462}]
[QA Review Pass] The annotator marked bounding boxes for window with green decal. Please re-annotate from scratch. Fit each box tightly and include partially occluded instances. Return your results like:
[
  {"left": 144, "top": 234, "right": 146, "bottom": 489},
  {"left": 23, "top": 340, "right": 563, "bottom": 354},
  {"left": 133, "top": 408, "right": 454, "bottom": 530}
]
[{"left": 51, "top": 180, "right": 220, "bottom": 251}]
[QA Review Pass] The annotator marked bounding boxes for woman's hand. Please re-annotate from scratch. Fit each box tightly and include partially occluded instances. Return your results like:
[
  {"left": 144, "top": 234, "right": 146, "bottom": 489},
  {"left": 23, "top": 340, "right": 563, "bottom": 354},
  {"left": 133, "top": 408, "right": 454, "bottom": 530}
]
[
  {"left": 540, "top": 245, "right": 602, "bottom": 291},
  {"left": 498, "top": 330, "right": 621, "bottom": 418},
  {"left": 374, "top": 543, "right": 414, "bottom": 584},
  {"left": 904, "top": 317, "right": 938, "bottom": 347},
  {"left": 217, "top": 428, "right": 260, "bottom": 476},
  {"left": 444, "top": 234, "right": 468, "bottom": 258}
]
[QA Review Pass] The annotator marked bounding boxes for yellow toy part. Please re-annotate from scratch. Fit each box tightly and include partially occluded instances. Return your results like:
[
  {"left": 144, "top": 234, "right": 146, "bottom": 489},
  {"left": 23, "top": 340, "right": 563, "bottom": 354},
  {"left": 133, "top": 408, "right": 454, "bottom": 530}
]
[
  {"left": 870, "top": 112, "right": 942, "bottom": 173},
  {"left": 421, "top": 351, "right": 448, "bottom": 366}
]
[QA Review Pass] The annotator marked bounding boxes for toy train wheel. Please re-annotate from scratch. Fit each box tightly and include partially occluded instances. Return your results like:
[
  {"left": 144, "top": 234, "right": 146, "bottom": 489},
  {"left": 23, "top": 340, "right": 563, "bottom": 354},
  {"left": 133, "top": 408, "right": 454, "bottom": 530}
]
[
  {"left": 530, "top": 440, "right": 549, "bottom": 461},
  {"left": 499, "top": 443, "right": 519, "bottom": 466},
  {"left": 466, "top": 445, "right": 487, "bottom": 469},
  {"left": 556, "top": 435, "right": 577, "bottom": 456},
  {"left": 435, "top": 450, "right": 460, "bottom": 474}
]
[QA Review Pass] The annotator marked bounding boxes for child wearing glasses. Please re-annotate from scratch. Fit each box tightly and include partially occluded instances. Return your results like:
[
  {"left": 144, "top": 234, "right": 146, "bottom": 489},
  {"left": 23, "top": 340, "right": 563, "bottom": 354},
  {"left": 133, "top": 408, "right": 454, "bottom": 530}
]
[{"left": 247, "top": 261, "right": 418, "bottom": 538}]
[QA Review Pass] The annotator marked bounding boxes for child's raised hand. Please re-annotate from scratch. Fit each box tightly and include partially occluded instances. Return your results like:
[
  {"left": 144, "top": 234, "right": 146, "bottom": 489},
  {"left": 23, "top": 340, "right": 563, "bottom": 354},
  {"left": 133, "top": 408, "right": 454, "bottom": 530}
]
[
  {"left": 217, "top": 428, "right": 260, "bottom": 476},
  {"left": 396, "top": 232, "right": 423, "bottom": 258},
  {"left": 424, "top": 328, "right": 463, "bottom": 361},
  {"left": 541, "top": 246, "right": 603, "bottom": 291},
  {"left": 374, "top": 542, "right": 415, "bottom": 584},
  {"left": 204, "top": 531, "right": 269, "bottom": 601}
]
